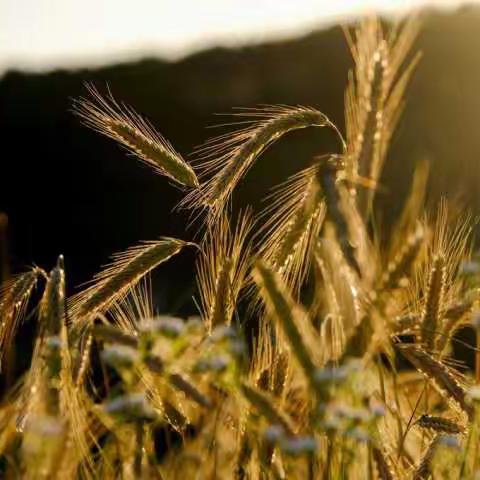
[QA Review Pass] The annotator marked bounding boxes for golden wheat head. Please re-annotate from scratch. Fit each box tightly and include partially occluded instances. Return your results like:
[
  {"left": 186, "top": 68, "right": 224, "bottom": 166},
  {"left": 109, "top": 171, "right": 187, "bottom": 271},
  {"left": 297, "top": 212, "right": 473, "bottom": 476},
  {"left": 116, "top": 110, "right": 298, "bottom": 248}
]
[{"left": 74, "top": 84, "right": 199, "bottom": 188}]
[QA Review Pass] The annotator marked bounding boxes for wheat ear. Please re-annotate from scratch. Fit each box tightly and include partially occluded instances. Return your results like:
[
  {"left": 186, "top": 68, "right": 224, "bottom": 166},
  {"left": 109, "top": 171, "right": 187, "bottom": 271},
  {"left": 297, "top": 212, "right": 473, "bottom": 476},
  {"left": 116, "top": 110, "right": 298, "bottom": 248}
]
[
  {"left": 420, "top": 255, "right": 446, "bottom": 351},
  {"left": 355, "top": 41, "right": 387, "bottom": 217},
  {"left": 196, "top": 210, "right": 253, "bottom": 332},
  {"left": 182, "top": 106, "right": 341, "bottom": 219},
  {"left": 74, "top": 84, "right": 198, "bottom": 188},
  {"left": 41, "top": 255, "right": 67, "bottom": 336},
  {"left": 254, "top": 339, "right": 290, "bottom": 398},
  {"left": 389, "top": 159, "right": 429, "bottom": 255},
  {"left": 40, "top": 257, "right": 94, "bottom": 478},
  {"left": 313, "top": 239, "right": 361, "bottom": 362},
  {"left": 372, "top": 447, "right": 395, "bottom": 480},
  {"left": 19, "top": 257, "right": 76, "bottom": 479},
  {"left": 416, "top": 415, "right": 463, "bottom": 435},
  {"left": 241, "top": 382, "right": 296, "bottom": 436},
  {"left": 393, "top": 300, "right": 473, "bottom": 336},
  {"left": 397, "top": 344, "right": 473, "bottom": 418},
  {"left": 378, "top": 223, "right": 424, "bottom": 291},
  {"left": 255, "top": 165, "right": 326, "bottom": 299},
  {"left": 252, "top": 261, "right": 319, "bottom": 381},
  {"left": 0, "top": 266, "right": 45, "bottom": 366},
  {"left": 70, "top": 238, "right": 188, "bottom": 324},
  {"left": 316, "top": 155, "right": 361, "bottom": 275},
  {"left": 413, "top": 434, "right": 444, "bottom": 480},
  {"left": 345, "top": 18, "right": 419, "bottom": 218},
  {"left": 40, "top": 255, "right": 69, "bottom": 416},
  {"left": 436, "top": 298, "right": 474, "bottom": 356}
]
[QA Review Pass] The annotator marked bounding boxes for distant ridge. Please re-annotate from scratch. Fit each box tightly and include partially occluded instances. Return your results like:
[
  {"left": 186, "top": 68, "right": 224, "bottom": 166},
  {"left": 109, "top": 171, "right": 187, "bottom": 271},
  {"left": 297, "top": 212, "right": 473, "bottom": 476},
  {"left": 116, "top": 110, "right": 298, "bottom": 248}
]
[{"left": 1, "top": 6, "right": 480, "bottom": 292}]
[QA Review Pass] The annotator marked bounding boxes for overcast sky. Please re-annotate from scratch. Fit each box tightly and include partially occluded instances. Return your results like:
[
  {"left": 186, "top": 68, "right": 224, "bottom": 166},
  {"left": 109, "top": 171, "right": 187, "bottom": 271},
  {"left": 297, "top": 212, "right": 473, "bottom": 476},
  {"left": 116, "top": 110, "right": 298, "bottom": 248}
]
[{"left": 0, "top": 0, "right": 468, "bottom": 74}]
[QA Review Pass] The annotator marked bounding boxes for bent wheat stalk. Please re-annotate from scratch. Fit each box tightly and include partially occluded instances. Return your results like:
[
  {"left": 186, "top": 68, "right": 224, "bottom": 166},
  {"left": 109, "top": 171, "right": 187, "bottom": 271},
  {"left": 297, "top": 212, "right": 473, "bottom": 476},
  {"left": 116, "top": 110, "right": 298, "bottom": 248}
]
[{"left": 183, "top": 106, "right": 342, "bottom": 219}]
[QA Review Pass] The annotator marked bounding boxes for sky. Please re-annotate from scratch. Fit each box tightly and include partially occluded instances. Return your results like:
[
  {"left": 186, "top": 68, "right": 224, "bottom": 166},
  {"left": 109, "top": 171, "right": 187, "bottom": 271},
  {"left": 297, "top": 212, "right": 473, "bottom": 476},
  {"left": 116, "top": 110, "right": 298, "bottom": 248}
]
[{"left": 0, "top": 0, "right": 469, "bottom": 74}]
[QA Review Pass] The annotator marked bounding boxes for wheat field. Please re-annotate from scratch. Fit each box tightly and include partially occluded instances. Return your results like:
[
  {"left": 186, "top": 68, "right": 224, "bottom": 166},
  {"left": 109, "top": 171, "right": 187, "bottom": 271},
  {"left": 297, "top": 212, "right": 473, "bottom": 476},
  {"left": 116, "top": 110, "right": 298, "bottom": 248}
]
[{"left": 1, "top": 15, "right": 479, "bottom": 479}]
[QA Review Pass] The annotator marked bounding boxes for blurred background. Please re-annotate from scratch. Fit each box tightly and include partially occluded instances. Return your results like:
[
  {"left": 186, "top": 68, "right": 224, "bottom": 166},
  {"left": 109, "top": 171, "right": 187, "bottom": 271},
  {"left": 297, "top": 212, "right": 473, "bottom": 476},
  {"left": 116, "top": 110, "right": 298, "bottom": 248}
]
[{"left": 1, "top": 0, "right": 480, "bottom": 315}]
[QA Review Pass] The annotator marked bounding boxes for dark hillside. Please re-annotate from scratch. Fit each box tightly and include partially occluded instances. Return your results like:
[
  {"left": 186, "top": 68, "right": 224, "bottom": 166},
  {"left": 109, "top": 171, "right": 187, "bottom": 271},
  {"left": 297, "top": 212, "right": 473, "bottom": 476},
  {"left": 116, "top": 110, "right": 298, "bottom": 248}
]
[{"left": 1, "top": 6, "right": 479, "bottom": 310}]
